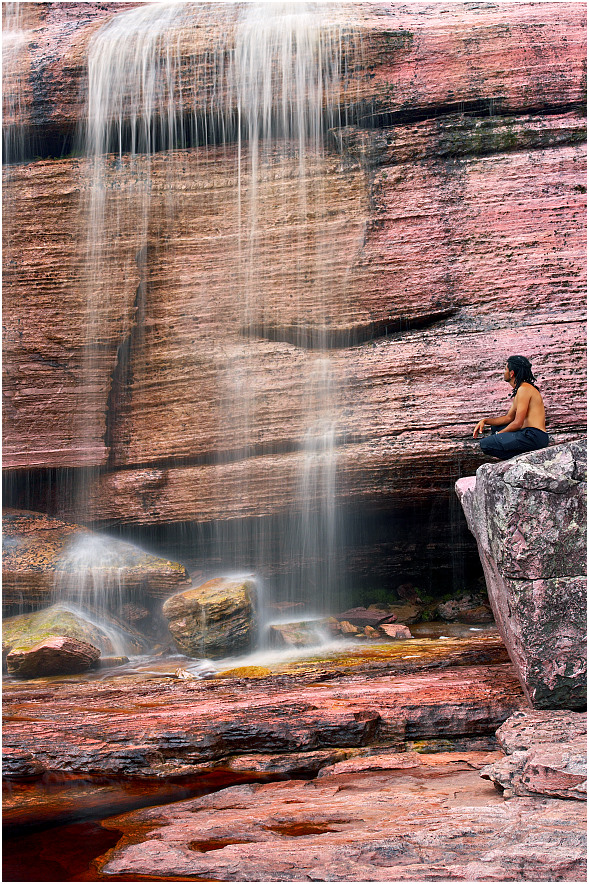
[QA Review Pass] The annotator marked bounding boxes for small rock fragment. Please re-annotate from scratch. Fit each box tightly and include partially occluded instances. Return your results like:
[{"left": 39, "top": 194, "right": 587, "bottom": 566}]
[{"left": 380, "top": 623, "right": 413, "bottom": 640}]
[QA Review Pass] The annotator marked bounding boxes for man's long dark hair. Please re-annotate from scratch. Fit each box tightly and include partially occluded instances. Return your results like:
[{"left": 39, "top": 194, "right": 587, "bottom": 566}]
[{"left": 507, "top": 355, "right": 538, "bottom": 397}]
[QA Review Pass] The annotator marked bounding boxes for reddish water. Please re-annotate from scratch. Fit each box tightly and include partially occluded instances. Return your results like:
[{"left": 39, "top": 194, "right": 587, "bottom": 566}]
[
  {"left": 3, "top": 819, "right": 121, "bottom": 882},
  {"left": 2, "top": 770, "right": 286, "bottom": 881}
]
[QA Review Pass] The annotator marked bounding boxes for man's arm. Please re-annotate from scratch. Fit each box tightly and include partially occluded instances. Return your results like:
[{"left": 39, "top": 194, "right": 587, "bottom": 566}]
[{"left": 473, "top": 401, "right": 517, "bottom": 437}]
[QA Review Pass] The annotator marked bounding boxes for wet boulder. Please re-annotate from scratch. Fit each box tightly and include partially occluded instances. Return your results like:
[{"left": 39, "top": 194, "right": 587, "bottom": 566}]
[
  {"left": 266, "top": 620, "right": 327, "bottom": 649},
  {"left": 383, "top": 603, "right": 424, "bottom": 625},
  {"left": 2, "top": 509, "right": 190, "bottom": 615},
  {"left": 6, "top": 635, "right": 101, "bottom": 678},
  {"left": 379, "top": 623, "right": 413, "bottom": 640},
  {"left": 162, "top": 577, "right": 258, "bottom": 658}
]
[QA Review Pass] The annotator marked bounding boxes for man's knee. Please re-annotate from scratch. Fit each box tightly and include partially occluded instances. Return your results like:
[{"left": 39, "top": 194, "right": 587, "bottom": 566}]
[{"left": 480, "top": 435, "right": 503, "bottom": 457}]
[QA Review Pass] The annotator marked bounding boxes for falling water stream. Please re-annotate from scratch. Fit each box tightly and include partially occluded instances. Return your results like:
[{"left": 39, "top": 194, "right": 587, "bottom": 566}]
[{"left": 73, "top": 0, "right": 363, "bottom": 640}]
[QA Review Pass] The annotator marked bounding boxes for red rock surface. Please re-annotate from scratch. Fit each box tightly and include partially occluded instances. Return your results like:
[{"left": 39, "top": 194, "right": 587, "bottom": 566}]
[
  {"left": 2, "top": 3, "right": 586, "bottom": 587},
  {"left": 379, "top": 623, "right": 412, "bottom": 639},
  {"left": 96, "top": 753, "right": 586, "bottom": 881},
  {"left": 5, "top": 634, "right": 100, "bottom": 678},
  {"left": 2, "top": 639, "right": 522, "bottom": 780},
  {"left": 2, "top": 632, "right": 519, "bottom": 833},
  {"left": 481, "top": 710, "right": 587, "bottom": 801},
  {"left": 3, "top": 4, "right": 586, "bottom": 138},
  {"left": 3, "top": 137, "right": 584, "bottom": 514}
]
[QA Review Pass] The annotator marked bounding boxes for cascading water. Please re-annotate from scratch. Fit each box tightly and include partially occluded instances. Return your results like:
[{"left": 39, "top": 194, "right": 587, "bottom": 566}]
[
  {"left": 2, "top": 1, "right": 28, "bottom": 164},
  {"left": 76, "top": 0, "right": 363, "bottom": 641}
]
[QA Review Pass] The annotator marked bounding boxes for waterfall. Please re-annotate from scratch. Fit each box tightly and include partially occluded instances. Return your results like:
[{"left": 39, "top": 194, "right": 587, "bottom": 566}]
[
  {"left": 81, "top": 1, "right": 362, "bottom": 617},
  {"left": 2, "top": 1, "right": 29, "bottom": 164}
]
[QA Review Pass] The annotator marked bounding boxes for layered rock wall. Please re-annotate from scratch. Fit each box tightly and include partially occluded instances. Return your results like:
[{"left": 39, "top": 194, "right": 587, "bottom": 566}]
[{"left": 3, "top": 2, "right": 586, "bottom": 587}]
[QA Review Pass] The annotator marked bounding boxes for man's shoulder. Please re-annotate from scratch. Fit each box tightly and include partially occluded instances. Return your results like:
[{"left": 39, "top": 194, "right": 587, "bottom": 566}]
[{"left": 516, "top": 382, "right": 542, "bottom": 399}]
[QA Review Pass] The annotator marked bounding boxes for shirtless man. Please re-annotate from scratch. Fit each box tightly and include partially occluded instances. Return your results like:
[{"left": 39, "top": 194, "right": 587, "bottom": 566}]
[{"left": 473, "top": 355, "right": 549, "bottom": 460}]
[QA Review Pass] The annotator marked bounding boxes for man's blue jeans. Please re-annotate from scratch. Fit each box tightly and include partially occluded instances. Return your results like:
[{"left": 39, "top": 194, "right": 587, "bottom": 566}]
[{"left": 479, "top": 425, "right": 550, "bottom": 460}]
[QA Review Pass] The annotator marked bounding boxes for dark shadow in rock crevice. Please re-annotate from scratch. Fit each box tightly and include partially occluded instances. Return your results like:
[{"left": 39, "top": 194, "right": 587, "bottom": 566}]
[{"left": 241, "top": 307, "right": 459, "bottom": 349}]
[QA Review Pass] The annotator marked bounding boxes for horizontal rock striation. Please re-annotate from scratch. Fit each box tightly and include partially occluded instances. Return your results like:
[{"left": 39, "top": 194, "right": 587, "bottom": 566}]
[
  {"left": 456, "top": 440, "right": 587, "bottom": 709},
  {"left": 2, "top": 650, "right": 522, "bottom": 778},
  {"left": 2, "top": 2, "right": 586, "bottom": 588},
  {"left": 3, "top": 3, "right": 586, "bottom": 152},
  {"left": 3, "top": 140, "right": 585, "bottom": 501}
]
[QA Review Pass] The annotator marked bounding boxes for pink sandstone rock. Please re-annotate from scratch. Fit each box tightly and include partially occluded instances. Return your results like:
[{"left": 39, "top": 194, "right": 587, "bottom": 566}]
[
  {"left": 456, "top": 440, "right": 587, "bottom": 709},
  {"left": 95, "top": 755, "right": 586, "bottom": 881},
  {"left": 2, "top": 655, "right": 523, "bottom": 779},
  {"left": 6, "top": 634, "right": 100, "bottom": 678},
  {"left": 496, "top": 708, "right": 588, "bottom": 753},
  {"left": 3, "top": 4, "right": 585, "bottom": 141},
  {"left": 379, "top": 623, "right": 413, "bottom": 640},
  {"left": 480, "top": 710, "right": 587, "bottom": 801}
]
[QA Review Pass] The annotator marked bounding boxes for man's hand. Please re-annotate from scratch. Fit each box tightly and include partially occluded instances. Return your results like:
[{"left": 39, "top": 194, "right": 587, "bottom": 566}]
[{"left": 473, "top": 419, "right": 486, "bottom": 438}]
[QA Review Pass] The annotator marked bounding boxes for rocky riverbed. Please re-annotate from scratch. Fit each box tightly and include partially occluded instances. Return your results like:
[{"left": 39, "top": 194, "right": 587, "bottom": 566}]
[{"left": 3, "top": 629, "right": 586, "bottom": 881}]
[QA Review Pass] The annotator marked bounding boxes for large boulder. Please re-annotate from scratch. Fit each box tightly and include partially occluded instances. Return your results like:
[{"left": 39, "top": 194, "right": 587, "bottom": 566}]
[
  {"left": 456, "top": 440, "right": 587, "bottom": 709},
  {"left": 162, "top": 577, "right": 259, "bottom": 659},
  {"left": 2, "top": 509, "right": 189, "bottom": 614}
]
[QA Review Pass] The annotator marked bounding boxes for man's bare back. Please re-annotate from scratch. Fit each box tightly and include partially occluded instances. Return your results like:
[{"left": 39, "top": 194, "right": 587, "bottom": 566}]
[{"left": 512, "top": 381, "right": 546, "bottom": 432}]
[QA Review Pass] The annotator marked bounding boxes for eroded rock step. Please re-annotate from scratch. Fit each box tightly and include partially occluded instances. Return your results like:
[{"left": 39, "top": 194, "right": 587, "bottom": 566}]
[{"left": 4, "top": 631, "right": 520, "bottom": 826}]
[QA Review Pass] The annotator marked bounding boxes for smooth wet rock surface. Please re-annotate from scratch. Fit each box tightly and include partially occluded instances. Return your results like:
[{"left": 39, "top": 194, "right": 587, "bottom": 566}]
[
  {"left": 97, "top": 753, "right": 586, "bottom": 881},
  {"left": 456, "top": 440, "right": 587, "bottom": 709}
]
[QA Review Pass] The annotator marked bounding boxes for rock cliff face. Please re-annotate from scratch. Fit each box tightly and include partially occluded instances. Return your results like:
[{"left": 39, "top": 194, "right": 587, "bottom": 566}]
[
  {"left": 456, "top": 440, "right": 587, "bottom": 709},
  {"left": 3, "top": 2, "right": 586, "bottom": 591}
]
